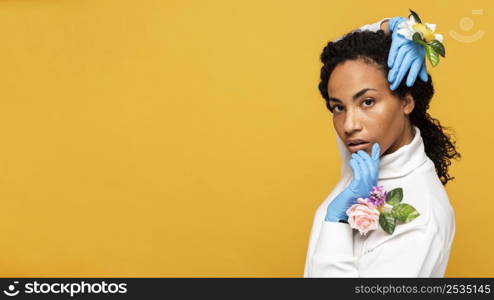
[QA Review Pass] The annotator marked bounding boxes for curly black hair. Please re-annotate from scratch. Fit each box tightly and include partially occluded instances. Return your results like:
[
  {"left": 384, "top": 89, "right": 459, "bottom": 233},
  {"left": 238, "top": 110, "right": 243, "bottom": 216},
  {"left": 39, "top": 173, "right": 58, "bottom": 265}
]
[{"left": 318, "top": 29, "right": 461, "bottom": 186}]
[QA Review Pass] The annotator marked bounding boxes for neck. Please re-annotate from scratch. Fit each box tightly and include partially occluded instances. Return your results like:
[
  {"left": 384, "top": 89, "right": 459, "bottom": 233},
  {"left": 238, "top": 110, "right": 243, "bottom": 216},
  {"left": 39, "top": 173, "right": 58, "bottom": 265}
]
[{"left": 384, "top": 122, "right": 415, "bottom": 155}]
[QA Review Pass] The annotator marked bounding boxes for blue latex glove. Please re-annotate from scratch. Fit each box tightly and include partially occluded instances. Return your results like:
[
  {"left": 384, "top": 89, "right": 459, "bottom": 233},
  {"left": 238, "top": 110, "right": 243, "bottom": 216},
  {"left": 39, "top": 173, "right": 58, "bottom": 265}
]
[
  {"left": 387, "top": 16, "right": 428, "bottom": 90},
  {"left": 325, "top": 143, "right": 381, "bottom": 222}
]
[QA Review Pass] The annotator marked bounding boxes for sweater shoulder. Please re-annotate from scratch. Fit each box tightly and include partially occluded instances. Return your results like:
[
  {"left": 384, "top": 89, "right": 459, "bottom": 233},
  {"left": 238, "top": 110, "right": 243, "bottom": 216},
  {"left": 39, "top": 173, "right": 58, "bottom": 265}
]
[
  {"left": 378, "top": 158, "right": 454, "bottom": 231},
  {"left": 362, "top": 159, "right": 455, "bottom": 257}
]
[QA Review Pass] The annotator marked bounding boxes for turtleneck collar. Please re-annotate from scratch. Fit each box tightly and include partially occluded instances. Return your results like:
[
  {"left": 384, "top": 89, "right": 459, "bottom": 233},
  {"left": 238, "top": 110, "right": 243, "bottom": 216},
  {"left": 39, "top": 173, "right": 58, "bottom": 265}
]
[
  {"left": 336, "top": 125, "right": 429, "bottom": 181},
  {"left": 378, "top": 125, "right": 428, "bottom": 179}
]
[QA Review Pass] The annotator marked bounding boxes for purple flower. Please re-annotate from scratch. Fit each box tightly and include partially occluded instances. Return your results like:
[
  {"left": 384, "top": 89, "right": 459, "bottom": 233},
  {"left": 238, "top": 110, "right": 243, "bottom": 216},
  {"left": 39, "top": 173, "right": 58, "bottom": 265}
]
[{"left": 367, "top": 185, "right": 387, "bottom": 207}]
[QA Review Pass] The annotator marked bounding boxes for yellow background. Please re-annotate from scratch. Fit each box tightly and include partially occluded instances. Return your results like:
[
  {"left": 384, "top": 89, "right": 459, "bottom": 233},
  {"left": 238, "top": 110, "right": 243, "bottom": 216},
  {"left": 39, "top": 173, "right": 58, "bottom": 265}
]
[{"left": 0, "top": 0, "right": 491, "bottom": 277}]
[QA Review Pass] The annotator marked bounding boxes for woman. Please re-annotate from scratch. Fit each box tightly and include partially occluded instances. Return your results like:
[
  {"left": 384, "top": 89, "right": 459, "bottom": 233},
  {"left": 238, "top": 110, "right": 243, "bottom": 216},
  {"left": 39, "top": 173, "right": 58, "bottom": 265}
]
[{"left": 304, "top": 17, "right": 461, "bottom": 277}]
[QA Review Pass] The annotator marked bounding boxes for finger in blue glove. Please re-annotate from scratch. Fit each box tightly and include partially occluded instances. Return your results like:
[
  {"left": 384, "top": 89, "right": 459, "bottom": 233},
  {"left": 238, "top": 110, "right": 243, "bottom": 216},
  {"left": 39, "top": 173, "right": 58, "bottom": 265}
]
[
  {"left": 356, "top": 149, "right": 378, "bottom": 187},
  {"left": 387, "top": 17, "right": 407, "bottom": 69},
  {"left": 418, "top": 63, "right": 428, "bottom": 82}
]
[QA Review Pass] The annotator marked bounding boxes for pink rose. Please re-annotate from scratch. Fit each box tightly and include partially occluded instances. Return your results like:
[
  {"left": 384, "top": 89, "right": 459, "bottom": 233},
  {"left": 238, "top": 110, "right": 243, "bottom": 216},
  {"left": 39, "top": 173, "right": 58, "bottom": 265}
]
[{"left": 346, "top": 198, "right": 380, "bottom": 235}]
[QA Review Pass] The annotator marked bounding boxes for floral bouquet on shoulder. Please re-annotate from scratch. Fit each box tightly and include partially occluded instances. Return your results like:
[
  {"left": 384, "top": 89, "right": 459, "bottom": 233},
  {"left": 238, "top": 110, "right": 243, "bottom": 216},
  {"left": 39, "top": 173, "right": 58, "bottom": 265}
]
[{"left": 346, "top": 186, "right": 420, "bottom": 235}]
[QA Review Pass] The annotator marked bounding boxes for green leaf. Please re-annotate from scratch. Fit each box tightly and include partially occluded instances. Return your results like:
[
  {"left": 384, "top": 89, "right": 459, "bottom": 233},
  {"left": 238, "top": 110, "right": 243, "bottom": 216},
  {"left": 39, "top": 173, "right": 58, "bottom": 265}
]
[
  {"left": 412, "top": 32, "right": 427, "bottom": 46},
  {"left": 425, "top": 44, "right": 440, "bottom": 67},
  {"left": 412, "top": 32, "right": 422, "bottom": 42},
  {"left": 429, "top": 39, "right": 446, "bottom": 57},
  {"left": 406, "top": 210, "right": 420, "bottom": 223},
  {"left": 392, "top": 203, "right": 420, "bottom": 223},
  {"left": 386, "top": 188, "right": 403, "bottom": 205},
  {"left": 379, "top": 212, "right": 397, "bottom": 234},
  {"left": 408, "top": 9, "right": 422, "bottom": 24}
]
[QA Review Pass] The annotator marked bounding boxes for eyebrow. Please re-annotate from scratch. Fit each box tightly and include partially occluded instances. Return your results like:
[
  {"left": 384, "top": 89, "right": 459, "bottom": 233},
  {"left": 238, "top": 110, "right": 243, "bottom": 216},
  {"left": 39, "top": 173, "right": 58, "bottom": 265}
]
[{"left": 328, "top": 88, "right": 377, "bottom": 103}]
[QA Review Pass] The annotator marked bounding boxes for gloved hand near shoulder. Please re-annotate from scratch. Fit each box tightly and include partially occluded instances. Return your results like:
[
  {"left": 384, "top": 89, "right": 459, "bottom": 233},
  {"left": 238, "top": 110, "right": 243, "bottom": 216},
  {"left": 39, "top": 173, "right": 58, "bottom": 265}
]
[{"left": 325, "top": 143, "right": 381, "bottom": 222}]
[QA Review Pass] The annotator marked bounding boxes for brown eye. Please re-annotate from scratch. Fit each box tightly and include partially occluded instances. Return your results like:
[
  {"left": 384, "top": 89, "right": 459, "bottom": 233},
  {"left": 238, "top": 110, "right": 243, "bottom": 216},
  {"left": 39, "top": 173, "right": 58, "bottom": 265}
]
[
  {"left": 362, "top": 98, "right": 374, "bottom": 107},
  {"left": 333, "top": 105, "right": 344, "bottom": 112}
]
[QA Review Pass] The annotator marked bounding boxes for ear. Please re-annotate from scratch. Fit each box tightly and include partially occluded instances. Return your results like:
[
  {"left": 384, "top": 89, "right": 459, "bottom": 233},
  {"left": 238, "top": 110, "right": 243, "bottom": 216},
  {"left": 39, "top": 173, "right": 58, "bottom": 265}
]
[{"left": 402, "top": 93, "right": 415, "bottom": 115}]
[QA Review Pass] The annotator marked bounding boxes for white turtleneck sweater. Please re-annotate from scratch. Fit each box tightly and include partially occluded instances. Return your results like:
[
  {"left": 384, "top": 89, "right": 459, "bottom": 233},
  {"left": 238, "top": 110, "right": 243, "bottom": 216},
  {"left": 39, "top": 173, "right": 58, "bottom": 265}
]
[{"left": 303, "top": 124, "right": 455, "bottom": 277}]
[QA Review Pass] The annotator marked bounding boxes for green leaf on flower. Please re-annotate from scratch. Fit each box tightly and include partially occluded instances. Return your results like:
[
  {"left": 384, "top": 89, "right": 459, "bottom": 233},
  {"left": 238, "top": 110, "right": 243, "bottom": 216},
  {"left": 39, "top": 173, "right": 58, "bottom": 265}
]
[
  {"left": 409, "top": 9, "right": 422, "bottom": 24},
  {"left": 429, "top": 39, "right": 445, "bottom": 57},
  {"left": 392, "top": 203, "right": 420, "bottom": 223},
  {"left": 425, "top": 44, "right": 440, "bottom": 67},
  {"left": 412, "top": 32, "right": 426, "bottom": 45},
  {"left": 386, "top": 188, "right": 403, "bottom": 205},
  {"left": 379, "top": 212, "right": 396, "bottom": 234}
]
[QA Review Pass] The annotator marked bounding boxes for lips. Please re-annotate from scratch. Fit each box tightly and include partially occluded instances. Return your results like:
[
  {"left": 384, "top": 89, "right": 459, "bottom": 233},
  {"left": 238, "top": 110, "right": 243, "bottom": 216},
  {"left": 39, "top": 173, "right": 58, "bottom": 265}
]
[
  {"left": 348, "top": 142, "right": 370, "bottom": 153},
  {"left": 347, "top": 139, "right": 370, "bottom": 153},
  {"left": 347, "top": 139, "right": 369, "bottom": 146}
]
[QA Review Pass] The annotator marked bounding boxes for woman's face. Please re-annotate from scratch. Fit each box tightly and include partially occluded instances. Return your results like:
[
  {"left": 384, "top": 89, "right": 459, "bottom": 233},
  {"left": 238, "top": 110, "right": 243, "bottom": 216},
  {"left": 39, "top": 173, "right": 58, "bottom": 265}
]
[{"left": 327, "top": 59, "right": 415, "bottom": 156}]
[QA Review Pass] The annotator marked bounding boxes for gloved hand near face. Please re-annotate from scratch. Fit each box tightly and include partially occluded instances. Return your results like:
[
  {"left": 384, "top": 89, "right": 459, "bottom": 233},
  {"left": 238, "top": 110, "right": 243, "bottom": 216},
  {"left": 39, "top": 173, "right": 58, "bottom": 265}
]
[{"left": 325, "top": 143, "right": 381, "bottom": 222}]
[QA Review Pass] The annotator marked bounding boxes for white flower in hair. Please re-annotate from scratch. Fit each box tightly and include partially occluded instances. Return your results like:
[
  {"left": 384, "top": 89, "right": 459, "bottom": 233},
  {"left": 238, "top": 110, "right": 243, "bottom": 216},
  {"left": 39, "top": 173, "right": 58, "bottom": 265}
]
[
  {"left": 397, "top": 15, "right": 443, "bottom": 43},
  {"left": 395, "top": 9, "right": 446, "bottom": 67}
]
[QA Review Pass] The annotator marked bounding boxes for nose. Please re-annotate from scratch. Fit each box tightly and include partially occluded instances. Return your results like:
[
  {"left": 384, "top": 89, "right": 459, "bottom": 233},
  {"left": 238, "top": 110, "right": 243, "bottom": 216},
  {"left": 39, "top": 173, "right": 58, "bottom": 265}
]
[{"left": 343, "top": 109, "right": 363, "bottom": 136}]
